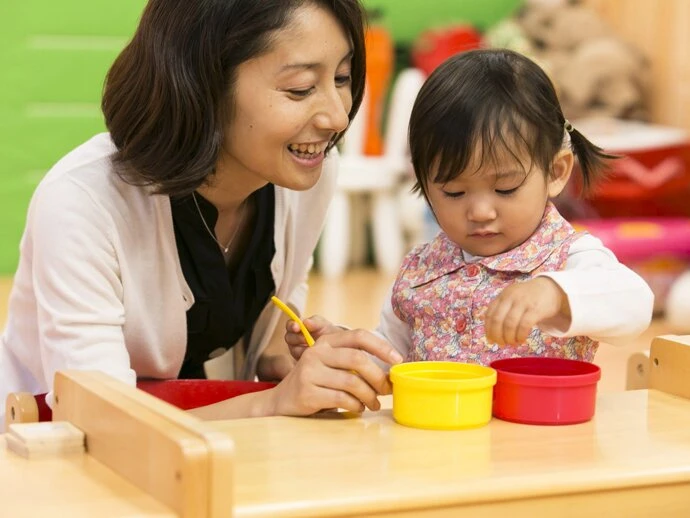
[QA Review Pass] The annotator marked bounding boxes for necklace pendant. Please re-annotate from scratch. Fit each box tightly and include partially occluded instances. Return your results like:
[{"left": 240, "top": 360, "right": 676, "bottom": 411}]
[{"left": 223, "top": 246, "right": 230, "bottom": 254}]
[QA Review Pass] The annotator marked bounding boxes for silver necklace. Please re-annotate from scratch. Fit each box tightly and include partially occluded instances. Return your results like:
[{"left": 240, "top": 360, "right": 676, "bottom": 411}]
[{"left": 192, "top": 191, "right": 247, "bottom": 255}]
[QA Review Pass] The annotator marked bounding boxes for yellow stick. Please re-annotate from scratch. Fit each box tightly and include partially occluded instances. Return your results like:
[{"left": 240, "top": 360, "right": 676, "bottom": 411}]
[{"left": 270, "top": 296, "right": 316, "bottom": 347}]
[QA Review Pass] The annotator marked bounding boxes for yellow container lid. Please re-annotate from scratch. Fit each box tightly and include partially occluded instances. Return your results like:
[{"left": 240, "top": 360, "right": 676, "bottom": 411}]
[{"left": 390, "top": 361, "right": 496, "bottom": 391}]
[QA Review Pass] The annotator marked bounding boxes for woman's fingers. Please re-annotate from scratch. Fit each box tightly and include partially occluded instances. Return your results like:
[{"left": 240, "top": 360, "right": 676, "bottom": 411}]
[
  {"left": 302, "top": 345, "right": 391, "bottom": 400},
  {"left": 274, "top": 327, "right": 401, "bottom": 416},
  {"left": 321, "top": 328, "right": 404, "bottom": 366}
]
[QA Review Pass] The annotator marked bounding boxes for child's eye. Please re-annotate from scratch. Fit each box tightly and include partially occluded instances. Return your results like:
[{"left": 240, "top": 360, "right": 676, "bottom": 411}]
[
  {"left": 288, "top": 87, "right": 315, "bottom": 98},
  {"left": 442, "top": 190, "right": 465, "bottom": 198},
  {"left": 496, "top": 187, "right": 519, "bottom": 196}
]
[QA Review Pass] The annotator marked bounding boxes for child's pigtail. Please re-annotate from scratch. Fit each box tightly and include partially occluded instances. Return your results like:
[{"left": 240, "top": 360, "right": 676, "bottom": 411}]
[{"left": 566, "top": 119, "right": 618, "bottom": 192}]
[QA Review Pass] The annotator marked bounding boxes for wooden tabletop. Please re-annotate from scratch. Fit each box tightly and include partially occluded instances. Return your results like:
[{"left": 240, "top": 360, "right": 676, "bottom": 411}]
[
  {"left": 214, "top": 389, "right": 690, "bottom": 517},
  {"left": 0, "top": 435, "right": 175, "bottom": 517},
  {"left": 2, "top": 335, "right": 690, "bottom": 517},
  {"left": 3, "top": 390, "right": 690, "bottom": 517}
]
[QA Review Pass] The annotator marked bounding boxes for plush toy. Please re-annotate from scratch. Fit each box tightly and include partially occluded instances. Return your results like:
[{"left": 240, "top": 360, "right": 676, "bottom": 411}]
[
  {"left": 556, "top": 36, "right": 649, "bottom": 120},
  {"left": 486, "top": 0, "right": 650, "bottom": 121}
]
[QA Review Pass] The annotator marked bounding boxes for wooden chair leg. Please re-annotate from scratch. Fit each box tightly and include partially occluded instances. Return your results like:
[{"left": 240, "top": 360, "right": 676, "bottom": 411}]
[
  {"left": 5, "top": 392, "right": 39, "bottom": 431},
  {"left": 626, "top": 351, "right": 651, "bottom": 390},
  {"left": 648, "top": 335, "right": 690, "bottom": 399}
]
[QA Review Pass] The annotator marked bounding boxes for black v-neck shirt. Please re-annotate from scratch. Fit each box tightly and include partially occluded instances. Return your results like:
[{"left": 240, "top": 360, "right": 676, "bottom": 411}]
[{"left": 170, "top": 185, "right": 276, "bottom": 379}]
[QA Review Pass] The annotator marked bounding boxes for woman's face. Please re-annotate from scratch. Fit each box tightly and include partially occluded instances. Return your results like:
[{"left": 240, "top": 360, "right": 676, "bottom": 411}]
[{"left": 219, "top": 3, "right": 353, "bottom": 192}]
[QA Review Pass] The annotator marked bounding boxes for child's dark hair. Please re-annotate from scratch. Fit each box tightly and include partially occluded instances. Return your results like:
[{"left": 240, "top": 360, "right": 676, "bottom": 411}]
[{"left": 408, "top": 48, "right": 614, "bottom": 200}]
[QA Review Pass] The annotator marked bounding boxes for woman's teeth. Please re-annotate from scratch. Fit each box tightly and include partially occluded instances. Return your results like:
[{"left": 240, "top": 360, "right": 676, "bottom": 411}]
[{"left": 288, "top": 143, "right": 323, "bottom": 156}]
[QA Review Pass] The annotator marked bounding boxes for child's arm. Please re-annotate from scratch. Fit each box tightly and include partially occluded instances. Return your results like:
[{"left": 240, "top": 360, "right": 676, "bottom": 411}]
[
  {"left": 372, "top": 288, "right": 412, "bottom": 370},
  {"left": 536, "top": 234, "right": 654, "bottom": 345}
]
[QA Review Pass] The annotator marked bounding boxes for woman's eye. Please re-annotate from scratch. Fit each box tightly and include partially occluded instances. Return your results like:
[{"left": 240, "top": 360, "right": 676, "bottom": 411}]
[
  {"left": 335, "top": 74, "right": 352, "bottom": 87},
  {"left": 288, "top": 87, "right": 315, "bottom": 98},
  {"left": 496, "top": 187, "right": 519, "bottom": 196}
]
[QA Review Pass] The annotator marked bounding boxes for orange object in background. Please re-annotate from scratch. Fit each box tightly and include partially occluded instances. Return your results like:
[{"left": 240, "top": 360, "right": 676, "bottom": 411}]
[{"left": 363, "top": 19, "right": 394, "bottom": 156}]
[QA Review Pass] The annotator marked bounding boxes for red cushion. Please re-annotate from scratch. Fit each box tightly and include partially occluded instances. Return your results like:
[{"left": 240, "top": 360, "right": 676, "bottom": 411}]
[
  {"left": 136, "top": 379, "right": 277, "bottom": 411},
  {"left": 34, "top": 379, "right": 277, "bottom": 421}
]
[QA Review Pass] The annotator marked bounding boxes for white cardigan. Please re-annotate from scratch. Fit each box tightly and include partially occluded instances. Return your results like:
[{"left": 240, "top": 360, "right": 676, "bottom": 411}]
[{"left": 0, "top": 133, "right": 336, "bottom": 423}]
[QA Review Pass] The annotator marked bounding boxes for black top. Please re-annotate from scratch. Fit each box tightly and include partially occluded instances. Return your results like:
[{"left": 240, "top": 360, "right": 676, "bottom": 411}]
[{"left": 170, "top": 185, "right": 276, "bottom": 379}]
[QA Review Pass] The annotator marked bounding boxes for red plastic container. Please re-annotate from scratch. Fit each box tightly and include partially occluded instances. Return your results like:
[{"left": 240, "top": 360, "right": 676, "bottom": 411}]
[
  {"left": 568, "top": 119, "right": 690, "bottom": 218},
  {"left": 490, "top": 357, "right": 601, "bottom": 425}
]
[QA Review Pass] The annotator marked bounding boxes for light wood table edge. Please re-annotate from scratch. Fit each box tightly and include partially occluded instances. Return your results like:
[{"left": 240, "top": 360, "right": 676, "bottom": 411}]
[
  {"left": 53, "top": 371, "right": 234, "bottom": 518},
  {"left": 81, "top": 371, "right": 235, "bottom": 518},
  {"left": 236, "top": 442, "right": 690, "bottom": 518}
]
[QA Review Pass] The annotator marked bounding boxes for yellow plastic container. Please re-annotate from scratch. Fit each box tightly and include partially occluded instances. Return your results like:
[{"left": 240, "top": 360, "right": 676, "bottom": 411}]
[{"left": 389, "top": 361, "right": 497, "bottom": 430}]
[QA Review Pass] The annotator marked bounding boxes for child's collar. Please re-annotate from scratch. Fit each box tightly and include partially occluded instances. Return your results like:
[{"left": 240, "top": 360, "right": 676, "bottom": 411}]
[{"left": 405, "top": 203, "right": 577, "bottom": 288}]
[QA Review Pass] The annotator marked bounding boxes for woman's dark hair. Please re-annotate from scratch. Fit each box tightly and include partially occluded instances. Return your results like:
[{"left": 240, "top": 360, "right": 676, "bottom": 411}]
[
  {"left": 408, "top": 48, "right": 614, "bottom": 201},
  {"left": 102, "top": 0, "right": 366, "bottom": 196}
]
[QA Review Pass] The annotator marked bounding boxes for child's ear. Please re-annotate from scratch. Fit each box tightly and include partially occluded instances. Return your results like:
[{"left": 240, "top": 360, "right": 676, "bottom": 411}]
[{"left": 547, "top": 149, "right": 574, "bottom": 198}]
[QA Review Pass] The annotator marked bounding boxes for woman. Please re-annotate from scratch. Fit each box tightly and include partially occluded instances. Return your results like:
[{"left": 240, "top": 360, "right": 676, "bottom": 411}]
[{"left": 0, "top": 0, "right": 402, "bottom": 426}]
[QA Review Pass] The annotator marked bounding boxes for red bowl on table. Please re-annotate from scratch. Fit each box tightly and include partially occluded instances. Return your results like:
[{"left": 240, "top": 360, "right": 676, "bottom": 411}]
[{"left": 489, "top": 357, "right": 601, "bottom": 425}]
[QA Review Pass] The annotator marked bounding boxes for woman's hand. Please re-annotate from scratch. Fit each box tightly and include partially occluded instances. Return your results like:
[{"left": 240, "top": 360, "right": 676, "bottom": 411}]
[
  {"left": 485, "top": 277, "right": 570, "bottom": 345},
  {"left": 266, "top": 328, "right": 403, "bottom": 416},
  {"left": 255, "top": 352, "right": 295, "bottom": 382},
  {"left": 284, "top": 314, "right": 343, "bottom": 360}
]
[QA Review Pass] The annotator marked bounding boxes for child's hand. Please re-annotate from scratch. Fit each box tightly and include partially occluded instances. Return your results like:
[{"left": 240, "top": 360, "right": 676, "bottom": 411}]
[
  {"left": 485, "top": 277, "right": 570, "bottom": 345},
  {"left": 284, "top": 315, "right": 343, "bottom": 360}
]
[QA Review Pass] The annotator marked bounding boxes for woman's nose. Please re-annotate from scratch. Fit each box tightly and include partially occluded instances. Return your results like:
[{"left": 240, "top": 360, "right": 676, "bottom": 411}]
[{"left": 313, "top": 89, "right": 351, "bottom": 134}]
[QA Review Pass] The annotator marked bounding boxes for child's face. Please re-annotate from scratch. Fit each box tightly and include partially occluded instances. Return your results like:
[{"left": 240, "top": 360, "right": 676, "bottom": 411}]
[{"left": 426, "top": 146, "right": 571, "bottom": 257}]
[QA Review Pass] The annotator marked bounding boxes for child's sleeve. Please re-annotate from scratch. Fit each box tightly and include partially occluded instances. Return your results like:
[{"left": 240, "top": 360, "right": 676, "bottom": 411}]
[
  {"left": 537, "top": 234, "right": 654, "bottom": 346},
  {"left": 372, "top": 285, "right": 412, "bottom": 371}
]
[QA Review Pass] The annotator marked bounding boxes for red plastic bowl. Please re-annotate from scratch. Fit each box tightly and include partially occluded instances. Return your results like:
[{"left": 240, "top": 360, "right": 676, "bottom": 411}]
[{"left": 489, "top": 357, "right": 601, "bottom": 425}]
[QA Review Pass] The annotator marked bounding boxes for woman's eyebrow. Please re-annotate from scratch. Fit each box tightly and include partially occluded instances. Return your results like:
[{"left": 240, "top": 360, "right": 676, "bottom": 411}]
[
  {"left": 280, "top": 62, "right": 319, "bottom": 72},
  {"left": 279, "top": 50, "right": 353, "bottom": 73}
]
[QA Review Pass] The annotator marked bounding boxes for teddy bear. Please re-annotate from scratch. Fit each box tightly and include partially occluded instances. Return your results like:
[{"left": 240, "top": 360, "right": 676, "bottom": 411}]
[{"left": 484, "top": 0, "right": 650, "bottom": 121}]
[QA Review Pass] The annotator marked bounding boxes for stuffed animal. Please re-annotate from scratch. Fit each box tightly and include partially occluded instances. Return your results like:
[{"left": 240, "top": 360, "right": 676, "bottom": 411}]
[{"left": 485, "top": 0, "right": 650, "bottom": 121}]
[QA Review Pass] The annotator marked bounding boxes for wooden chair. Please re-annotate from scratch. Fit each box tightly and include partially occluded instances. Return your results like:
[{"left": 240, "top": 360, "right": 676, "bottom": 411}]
[
  {"left": 318, "top": 68, "right": 426, "bottom": 277},
  {"left": 6, "top": 378, "right": 276, "bottom": 428},
  {"left": 626, "top": 335, "right": 690, "bottom": 398}
]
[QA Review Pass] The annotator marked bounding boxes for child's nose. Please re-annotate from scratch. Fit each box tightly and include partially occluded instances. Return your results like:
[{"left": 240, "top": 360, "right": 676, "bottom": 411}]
[{"left": 467, "top": 199, "right": 497, "bottom": 222}]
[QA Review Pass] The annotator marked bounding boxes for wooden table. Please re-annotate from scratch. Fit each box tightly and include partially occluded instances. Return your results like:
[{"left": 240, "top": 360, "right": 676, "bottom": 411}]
[
  {"left": 214, "top": 389, "right": 690, "bottom": 517},
  {"left": 2, "top": 335, "right": 690, "bottom": 517}
]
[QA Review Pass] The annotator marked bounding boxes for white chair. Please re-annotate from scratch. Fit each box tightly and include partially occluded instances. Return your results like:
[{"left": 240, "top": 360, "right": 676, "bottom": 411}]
[{"left": 319, "top": 68, "right": 426, "bottom": 278}]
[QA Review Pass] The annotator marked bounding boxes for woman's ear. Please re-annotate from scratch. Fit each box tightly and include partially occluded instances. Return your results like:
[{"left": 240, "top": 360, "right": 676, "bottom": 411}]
[{"left": 547, "top": 149, "right": 574, "bottom": 198}]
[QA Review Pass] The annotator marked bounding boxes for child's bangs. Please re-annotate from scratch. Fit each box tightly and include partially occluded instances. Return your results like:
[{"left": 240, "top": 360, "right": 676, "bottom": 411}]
[{"left": 430, "top": 105, "right": 537, "bottom": 185}]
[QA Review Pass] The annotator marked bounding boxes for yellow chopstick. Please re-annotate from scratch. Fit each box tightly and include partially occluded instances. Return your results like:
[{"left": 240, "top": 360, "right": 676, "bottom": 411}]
[{"left": 271, "top": 296, "right": 315, "bottom": 347}]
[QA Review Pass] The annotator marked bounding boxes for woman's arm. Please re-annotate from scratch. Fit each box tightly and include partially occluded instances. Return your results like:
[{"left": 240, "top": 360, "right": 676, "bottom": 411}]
[
  {"left": 190, "top": 328, "right": 403, "bottom": 419},
  {"left": 28, "top": 177, "right": 136, "bottom": 404}
]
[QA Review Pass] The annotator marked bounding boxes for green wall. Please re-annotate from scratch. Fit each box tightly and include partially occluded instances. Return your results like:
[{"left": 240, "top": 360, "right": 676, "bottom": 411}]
[
  {"left": 0, "top": 0, "right": 521, "bottom": 275},
  {"left": 363, "top": 0, "right": 522, "bottom": 43},
  {"left": 0, "top": 1, "right": 146, "bottom": 274}
]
